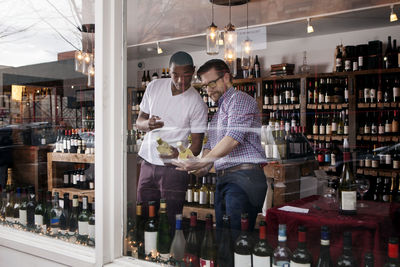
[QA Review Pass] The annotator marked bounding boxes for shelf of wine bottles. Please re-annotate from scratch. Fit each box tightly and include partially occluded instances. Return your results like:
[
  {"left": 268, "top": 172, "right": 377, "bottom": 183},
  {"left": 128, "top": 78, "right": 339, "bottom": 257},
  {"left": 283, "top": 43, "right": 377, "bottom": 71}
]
[
  {"left": 233, "top": 82, "right": 258, "bottom": 99},
  {"left": 185, "top": 175, "right": 215, "bottom": 209},
  {"left": 263, "top": 79, "right": 300, "bottom": 106}
]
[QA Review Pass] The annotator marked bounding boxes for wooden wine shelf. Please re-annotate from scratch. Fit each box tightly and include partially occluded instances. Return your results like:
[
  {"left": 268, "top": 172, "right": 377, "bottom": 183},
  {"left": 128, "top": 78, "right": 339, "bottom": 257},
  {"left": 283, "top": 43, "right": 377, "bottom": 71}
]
[
  {"left": 358, "top": 102, "right": 400, "bottom": 109},
  {"left": 306, "top": 103, "right": 348, "bottom": 110},
  {"left": 52, "top": 187, "right": 94, "bottom": 203},
  {"left": 307, "top": 135, "right": 349, "bottom": 141},
  {"left": 356, "top": 135, "right": 400, "bottom": 142},
  {"left": 48, "top": 152, "right": 94, "bottom": 164},
  {"left": 262, "top": 104, "right": 300, "bottom": 110},
  {"left": 356, "top": 168, "right": 400, "bottom": 177},
  {"left": 263, "top": 74, "right": 304, "bottom": 81},
  {"left": 233, "top": 77, "right": 262, "bottom": 85},
  {"left": 183, "top": 206, "right": 215, "bottom": 222},
  {"left": 319, "top": 165, "right": 338, "bottom": 172}
]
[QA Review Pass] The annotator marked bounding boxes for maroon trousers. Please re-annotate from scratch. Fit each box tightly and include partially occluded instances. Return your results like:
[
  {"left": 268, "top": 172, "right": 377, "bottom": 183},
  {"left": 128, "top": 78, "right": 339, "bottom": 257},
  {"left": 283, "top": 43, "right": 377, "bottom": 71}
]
[{"left": 137, "top": 160, "right": 189, "bottom": 235}]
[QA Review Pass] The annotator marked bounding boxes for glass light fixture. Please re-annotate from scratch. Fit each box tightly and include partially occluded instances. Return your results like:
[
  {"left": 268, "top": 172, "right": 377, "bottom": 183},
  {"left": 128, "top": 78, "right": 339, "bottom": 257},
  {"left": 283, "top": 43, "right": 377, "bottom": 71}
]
[
  {"left": 206, "top": 0, "right": 219, "bottom": 55},
  {"left": 87, "top": 62, "right": 95, "bottom": 87},
  {"left": 82, "top": 53, "right": 93, "bottom": 75},
  {"left": 241, "top": 1, "right": 253, "bottom": 71},
  {"left": 307, "top": 18, "right": 314, "bottom": 33},
  {"left": 224, "top": 0, "right": 237, "bottom": 74},
  {"left": 390, "top": 5, "right": 398, "bottom": 22},
  {"left": 157, "top": 42, "right": 163, "bottom": 54},
  {"left": 74, "top": 50, "right": 83, "bottom": 72},
  {"left": 218, "top": 31, "right": 224, "bottom": 46}
]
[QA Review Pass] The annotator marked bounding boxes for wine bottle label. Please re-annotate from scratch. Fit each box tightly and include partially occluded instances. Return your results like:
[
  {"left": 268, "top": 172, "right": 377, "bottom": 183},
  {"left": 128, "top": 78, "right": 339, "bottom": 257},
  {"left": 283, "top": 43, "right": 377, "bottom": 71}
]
[
  {"left": 187, "top": 189, "right": 193, "bottom": 203},
  {"left": 273, "top": 261, "right": 290, "bottom": 267},
  {"left": 372, "top": 160, "right": 379, "bottom": 168},
  {"left": 364, "top": 126, "right": 370, "bottom": 134},
  {"left": 209, "top": 192, "right": 215, "bottom": 205},
  {"left": 265, "top": 144, "right": 273, "bottom": 158},
  {"left": 325, "top": 95, "right": 330, "bottom": 103},
  {"left": 290, "top": 261, "right": 311, "bottom": 267},
  {"left": 341, "top": 191, "right": 356, "bottom": 211},
  {"left": 345, "top": 60, "right": 351, "bottom": 71},
  {"left": 326, "top": 125, "right": 332, "bottom": 135},
  {"left": 64, "top": 174, "right": 69, "bottom": 184},
  {"left": 88, "top": 224, "right": 95, "bottom": 239},
  {"left": 285, "top": 91, "right": 290, "bottom": 99},
  {"left": 379, "top": 125, "right": 385, "bottom": 134},
  {"left": 385, "top": 154, "right": 392, "bottom": 165},
  {"left": 319, "top": 125, "right": 325, "bottom": 135},
  {"left": 371, "top": 125, "right": 377, "bottom": 134},
  {"left": 199, "top": 191, "right": 207, "bottom": 205},
  {"left": 344, "top": 126, "right": 349, "bottom": 135},
  {"left": 331, "top": 154, "right": 336, "bottom": 165},
  {"left": 370, "top": 89, "right": 376, "bottom": 100},
  {"left": 313, "top": 125, "right": 318, "bottom": 135},
  {"left": 393, "top": 160, "right": 400, "bottom": 169},
  {"left": 394, "top": 87, "right": 400, "bottom": 98},
  {"left": 393, "top": 121, "right": 399, "bottom": 133},
  {"left": 332, "top": 122, "right": 337, "bottom": 132},
  {"left": 200, "top": 258, "right": 215, "bottom": 267},
  {"left": 78, "top": 221, "right": 89, "bottom": 235},
  {"left": 336, "top": 58, "right": 342, "bottom": 67},
  {"left": 264, "top": 96, "right": 268, "bottom": 105},
  {"left": 325, "top": 153, "right": 331, "bottom": 163},
  {"left": 19, "top": 210, "right": 27, "bottom": 226},
  {"left": 34, "top": 214, "right": 43, "bottom": 226},
  {"left": 194, "top": 192, "right": 199, "bottom": 203},
  {"left": 273, "top": 145, "right": 279, "bottom": 159},
  {"left": 285, "top": 123, "right": 290, "bottom": 133},
  {"left": 145, "top": 231, "right": 158, "bottom": 255},
  {"left": 364, "top": 88, "right": 370, "bottom": 100},
  {"left": 385, "top": 123, "right": 392, "bottom": 133},
  {"left": 358, "top": 56, "right": 364, "bottom": 67},
  {"left": 318, "top": 154, "right": 324, "bottom": 163},
  {"left": 344, "top": 89, "right": 349, "bottom": 100},
  {"left": 352, "top": 61, "right": 358, "bottom": 71},
  {"left": 319, "top": 94, "right": 324, "bottom": 103},
  {"left": 253, "top": 255, "right": 271, "bottom": 267},
  {"left": 273, "top": 96, "right": 279, "bottom": 104},
  {"left": 234, "top": 253, "right": 252, "bottom": 267},
  {"left": 365, "top": 159, "right": 372, "bottom": 168},
  {"left": 383, "top": 194, "right": 390, "bottom": 202}
]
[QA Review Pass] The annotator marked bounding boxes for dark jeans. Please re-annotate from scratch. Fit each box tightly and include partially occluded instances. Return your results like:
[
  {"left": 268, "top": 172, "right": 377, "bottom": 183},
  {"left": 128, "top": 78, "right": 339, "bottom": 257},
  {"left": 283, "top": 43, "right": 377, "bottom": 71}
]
[
  {"left": 137, "top": 160, "right": 189, "bottom": 236},
  {"left": 215, "top": 168, "right": 267, "bottom": 242}
]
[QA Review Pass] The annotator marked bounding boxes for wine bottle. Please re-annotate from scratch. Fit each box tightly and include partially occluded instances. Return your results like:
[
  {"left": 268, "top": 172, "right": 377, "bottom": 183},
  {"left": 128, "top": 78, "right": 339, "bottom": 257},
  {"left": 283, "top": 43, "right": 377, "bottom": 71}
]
[
  {"left": 43, "top": 191, "right": 52, "bottom": 233},
  {"left": 78, "top": 196, "right": 90, "bottom": 242},
  {"left": 339, "top": 138, "right": 357, "bottom": 215},
  {"left": 144, "top": 201, "right": 158, "bottom": 256},
  {"left": 337, "top": 232, "right": 357, "bottom": 267},
  {"left": 384, "top": 237, "right": 400, "bottom": 266},
  {"left": 209, "top": 176, "right": 216, "bottom": 209},
  {"left": 88, "top": 200, "right": 95, "bottom": 246},
  {"left": 19, "top": 188, "right": 28, "bottom": 227},
  {"left": 291, "top": 225, "right": 313, "bottom": 266},
  {"left": 336, "top": 45, "right": 343, "bottom": 72},
  {"left": 50, "top": 192, "right": 62, "bottom": 235},
  {"left": 184, "top": 212, "right": 200, "bottom": 267},
  {"left": 5, "top": 190, "right": 14, "bottom": 223},
  {"left": 59, "top": 193, "right": 70, "bottom": 235},
  {"left": 34, "top": 189, "right": 45, "bottom": 231},
  {"left": 253, "top": 220, "right": 273, "bottom": 267},
  {"left": 177, "top": 141, "right": 194, "bottom": 160},
  {"left": 364, "top": 252, "right": 374, "bottom": 267},
  {"left": 146, "top": 71, "right": 151, "bottom": 86},
  {"left": 156, "top": 137, "right": 173, "bottom": 156},
  {"left": 68, "top": 195, "right": 79, "bottom": 236},
  {"left": 200, "top": 214, "right": 217, "bottom": 267},
  {"left": 234, "top": 213, "right": 252, "bottom": 267},
  {"left": 254, "top": 55, "right": 261, "bottom": 78},
  {"left": 141, "top": 71, "right": 146, "bottom": 87},
  {"left": 385, "top": 36, "right": 393, "bottom": 69},
  {"left": 217, "top": 215, "right": 234, "bottom": 267},
  {"left": 132, "top": 202, "right": 145, "bottom": 259},
  {"left": 12, "top": 187, "right": 20, "bottom": 223},
  {"left": 157, "top": 199, "right": 171, "bottom": 259},
  {"left": 316, "top": 226, "right": 333, "bottom": 267},
  {"left": 199, "top": 177, "right": 209, "bottom": 207},
  {"left": 273, "top": 224, "right": 291, "bottom": 267},
  {"left": 170, "top": 214, "right": 186, "bottom": 262},
  {"left": 186, "top": 175, "right": 194, "bottom": 206}
]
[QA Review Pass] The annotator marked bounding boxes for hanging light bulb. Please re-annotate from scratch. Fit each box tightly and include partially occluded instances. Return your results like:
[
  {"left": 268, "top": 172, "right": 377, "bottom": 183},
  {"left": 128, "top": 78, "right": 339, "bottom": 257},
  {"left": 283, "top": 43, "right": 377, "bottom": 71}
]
[
  {"left": 218, "top": 31, "right": 224, "bottom": 46},
  {"left": 74, "top": 50, "right": 83, "bottom": 72},
  {"left": 157, "top": 42, "right": 163, "bottom": 54},
  {"left": 206, "top": 0, "right": 219, "bottom": 55},
  {"left": 224, "top": 0, "right": 237, "bottom": 74},
  {"left": 241, "top": 1, "right": 253, "bottom": 72},
  {"left": 82, "top": 53, "right": 93, "bottom": 75},
  {"left": 307, "top": 18, "right": 314, "bottom": 33},
  {"left": 87, "top": 62, "right": 95, "bottom": 87},
  {"left": 390, "top": 5, "right": 398, "bottom": 22}
]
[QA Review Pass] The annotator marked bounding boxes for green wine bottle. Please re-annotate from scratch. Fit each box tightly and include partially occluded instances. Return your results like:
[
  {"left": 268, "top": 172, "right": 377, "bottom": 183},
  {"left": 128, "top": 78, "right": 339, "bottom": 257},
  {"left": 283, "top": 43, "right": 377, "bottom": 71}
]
[
  {"left": 157, "top": 199, "right": 171, "bottom": 259},
  {"left": 200, "top": 214, "right": 217, "bottom": 266},
  {"left": 144, "top": 201, "right": 158, "bottom": 257},
  {"left": 34, "top": 189, "right": 45, "bottom": 231},
  {"left": 252, "top": 220, "right": 273, "bottom": 267},
  {"left": 68, "top": 195, "right": 79, "bottom": 236},
  {"left": 337, "top": 232, "right": 357, "bottom": 267},
  {"left": 78, "top": 196, "right": 90, "bottom": 242},
  {"left": 339, "top": 138, "right": 357, "bottom": 215},
  {"left": 316, "top": 226, "right": 333, "bottom": 267},
  {"left": 290, "top": 225, "right": 312, "bottom": 266}
]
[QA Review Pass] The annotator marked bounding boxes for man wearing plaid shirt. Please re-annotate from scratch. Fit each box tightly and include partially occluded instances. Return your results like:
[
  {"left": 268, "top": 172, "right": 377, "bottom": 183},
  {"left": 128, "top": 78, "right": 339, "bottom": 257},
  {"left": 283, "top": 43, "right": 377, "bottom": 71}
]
[{"left": 173, "top": 59, "right": 267, "bottom": 240}]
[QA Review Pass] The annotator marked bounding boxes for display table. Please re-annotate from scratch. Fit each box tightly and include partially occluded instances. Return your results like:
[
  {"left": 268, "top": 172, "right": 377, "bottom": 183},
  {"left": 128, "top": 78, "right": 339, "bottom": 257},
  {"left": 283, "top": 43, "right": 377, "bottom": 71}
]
[{"left": 265, "top": 195, "right": 400, "bottom": 266}]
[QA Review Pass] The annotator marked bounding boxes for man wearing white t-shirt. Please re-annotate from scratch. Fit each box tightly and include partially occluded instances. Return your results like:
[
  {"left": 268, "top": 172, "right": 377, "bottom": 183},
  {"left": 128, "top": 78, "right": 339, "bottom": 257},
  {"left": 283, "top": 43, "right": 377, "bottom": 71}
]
[{"left": 136, "top": 51, "right": 208, "bottom": 234}]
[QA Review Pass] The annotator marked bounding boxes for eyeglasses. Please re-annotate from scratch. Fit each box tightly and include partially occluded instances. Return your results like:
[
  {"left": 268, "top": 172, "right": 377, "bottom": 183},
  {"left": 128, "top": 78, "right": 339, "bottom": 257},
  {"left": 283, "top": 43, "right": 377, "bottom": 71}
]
[{"left": 200, "top": 75, "right": 224, "bottom": 91}]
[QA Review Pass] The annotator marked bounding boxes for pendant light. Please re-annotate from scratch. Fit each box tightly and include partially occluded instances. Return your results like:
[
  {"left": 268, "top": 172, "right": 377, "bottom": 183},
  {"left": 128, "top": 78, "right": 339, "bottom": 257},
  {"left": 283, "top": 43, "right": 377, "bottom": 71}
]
[
  {"left": 307, "top": 18, "right": 314, "bottom": 33},
  {"left": 241, "top": 0, "right": 253, "bottom": 71},
  {"left": 206, "top": 0, "right": 219, "bottom": 55},
  {"left": 390, "top": 5, "right": 398, "bottom": 22},
  {"left": 224, "top": 0, "right": 237, "bottom": 73}
]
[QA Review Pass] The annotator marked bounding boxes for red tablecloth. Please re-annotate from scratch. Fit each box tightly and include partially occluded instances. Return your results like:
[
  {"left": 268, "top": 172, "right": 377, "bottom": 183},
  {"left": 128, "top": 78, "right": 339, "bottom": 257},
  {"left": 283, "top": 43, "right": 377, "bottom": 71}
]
[{"left": 265, "top": 195, "right": 400, "bottom": 266}]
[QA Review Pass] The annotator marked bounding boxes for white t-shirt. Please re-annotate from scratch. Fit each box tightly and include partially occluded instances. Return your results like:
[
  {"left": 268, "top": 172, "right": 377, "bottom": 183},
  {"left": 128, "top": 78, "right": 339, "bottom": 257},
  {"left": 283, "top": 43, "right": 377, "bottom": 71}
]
[{"left": 139, "top": 78, "right": 208, "bottom": 166}]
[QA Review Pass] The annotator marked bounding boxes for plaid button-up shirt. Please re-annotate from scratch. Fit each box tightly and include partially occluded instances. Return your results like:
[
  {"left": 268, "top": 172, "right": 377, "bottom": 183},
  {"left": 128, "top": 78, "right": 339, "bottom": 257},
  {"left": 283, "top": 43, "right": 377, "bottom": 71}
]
[{"left": 204, "top": 87, "right": 266, "bottom": 171}]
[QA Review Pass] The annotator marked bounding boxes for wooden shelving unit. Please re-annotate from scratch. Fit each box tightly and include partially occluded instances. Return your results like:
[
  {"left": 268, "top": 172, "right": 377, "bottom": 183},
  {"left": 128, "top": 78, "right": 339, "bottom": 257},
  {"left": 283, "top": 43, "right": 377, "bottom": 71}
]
[
  {"left": 356, "top": 168, "right": 399, "bottom": 177},
  {"left": 47, "top": 152, "right": 94, "bottom": 201}
]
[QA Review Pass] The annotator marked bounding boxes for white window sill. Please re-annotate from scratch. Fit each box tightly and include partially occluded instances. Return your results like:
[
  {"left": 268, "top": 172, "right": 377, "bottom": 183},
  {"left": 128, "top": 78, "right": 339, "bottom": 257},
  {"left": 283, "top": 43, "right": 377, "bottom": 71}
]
[
  {"left": 0, "top": 225, "right": 95, "bottom": 267},
  {"left": 105, "top": 257, "right": 168, "bottom": 267}
]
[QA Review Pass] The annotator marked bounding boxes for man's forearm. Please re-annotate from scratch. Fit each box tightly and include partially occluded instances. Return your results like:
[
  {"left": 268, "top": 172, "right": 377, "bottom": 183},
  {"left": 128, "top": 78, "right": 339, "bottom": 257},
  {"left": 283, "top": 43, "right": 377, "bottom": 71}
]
[{"left": 203, "top": 136, "right": 239, "bottom": 163}]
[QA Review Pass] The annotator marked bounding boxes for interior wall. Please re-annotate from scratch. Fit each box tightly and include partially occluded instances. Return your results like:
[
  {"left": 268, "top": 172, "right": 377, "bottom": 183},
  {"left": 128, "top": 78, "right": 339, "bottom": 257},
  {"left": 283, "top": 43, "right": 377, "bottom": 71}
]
[{"left": 127, "top": 24, "right": 400, "bottom": 87}]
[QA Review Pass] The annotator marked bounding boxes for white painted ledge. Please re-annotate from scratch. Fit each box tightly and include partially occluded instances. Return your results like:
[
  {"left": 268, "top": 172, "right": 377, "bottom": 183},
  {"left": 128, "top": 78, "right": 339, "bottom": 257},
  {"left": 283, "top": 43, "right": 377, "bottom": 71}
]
[
  {"left": 0, "top": 225, "right": 95, "bottom": 267},
  {"left": 105, "top": 257, "right": 166, "bottom": 267}
]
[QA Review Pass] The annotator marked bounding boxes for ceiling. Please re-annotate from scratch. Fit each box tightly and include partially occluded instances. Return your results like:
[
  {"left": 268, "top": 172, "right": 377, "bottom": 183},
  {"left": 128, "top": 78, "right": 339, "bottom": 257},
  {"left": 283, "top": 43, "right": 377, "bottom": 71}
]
[{"left": 126, "top": 0, "right": 400, "bottom": 60}]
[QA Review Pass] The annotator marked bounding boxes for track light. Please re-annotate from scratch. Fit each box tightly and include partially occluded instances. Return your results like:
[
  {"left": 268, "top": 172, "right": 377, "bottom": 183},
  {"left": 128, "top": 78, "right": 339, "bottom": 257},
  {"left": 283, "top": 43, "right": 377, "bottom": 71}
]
[
  {"left": 157, "top": 42, "right": 163, "bottom": 54},
  {"left": 390, "top": 5, "right": 398, "bottom": 22},
  {"left": 307, "top": 18, "right": 314, "bottom": 33}
]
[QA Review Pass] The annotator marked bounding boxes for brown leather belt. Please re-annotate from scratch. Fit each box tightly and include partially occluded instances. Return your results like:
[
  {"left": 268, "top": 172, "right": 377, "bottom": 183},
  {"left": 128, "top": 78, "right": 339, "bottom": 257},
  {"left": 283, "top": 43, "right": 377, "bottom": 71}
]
[{"left": 216, "top": 163, "right": 261, "bottom": 177}]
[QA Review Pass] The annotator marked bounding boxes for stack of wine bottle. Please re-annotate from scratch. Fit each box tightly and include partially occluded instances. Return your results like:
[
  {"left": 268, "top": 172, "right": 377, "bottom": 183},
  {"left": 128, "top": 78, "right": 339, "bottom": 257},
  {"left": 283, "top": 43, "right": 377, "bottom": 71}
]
[
  {"left": 185, "top": 175, "right": 216, "bottom": 208},
  {"left": 127, "top": 200, "right": 400, "bottom": 267},
  {"left": 0, "top": 168, "right": 95, "bottom": 246},
  {"left": 263, "top": 80, "right": 300, "bottom": 106},
  {"left": 53, "top": 128, "right": 95, "bottom": 155}
]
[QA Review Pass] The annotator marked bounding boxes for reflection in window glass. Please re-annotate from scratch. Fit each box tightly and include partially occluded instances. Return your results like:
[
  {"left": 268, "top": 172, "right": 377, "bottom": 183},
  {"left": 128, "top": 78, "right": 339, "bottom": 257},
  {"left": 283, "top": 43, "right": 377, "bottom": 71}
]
[{"left": 0, "top": 0, "right": 95, "bottom": 247}]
